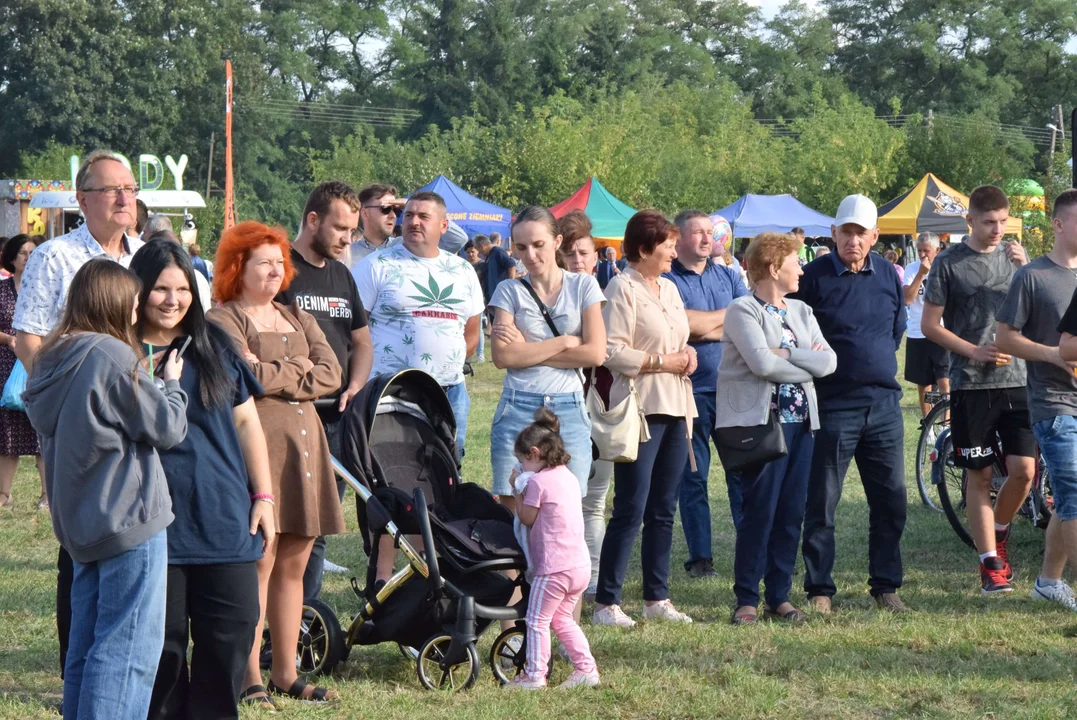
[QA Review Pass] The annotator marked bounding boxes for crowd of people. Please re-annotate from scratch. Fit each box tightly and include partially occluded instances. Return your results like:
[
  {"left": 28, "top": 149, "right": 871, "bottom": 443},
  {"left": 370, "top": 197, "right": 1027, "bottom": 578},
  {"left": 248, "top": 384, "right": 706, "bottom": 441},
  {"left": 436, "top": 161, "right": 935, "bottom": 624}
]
[{"left": 4, "top": 147, "right": 1077, "bottom": 716}]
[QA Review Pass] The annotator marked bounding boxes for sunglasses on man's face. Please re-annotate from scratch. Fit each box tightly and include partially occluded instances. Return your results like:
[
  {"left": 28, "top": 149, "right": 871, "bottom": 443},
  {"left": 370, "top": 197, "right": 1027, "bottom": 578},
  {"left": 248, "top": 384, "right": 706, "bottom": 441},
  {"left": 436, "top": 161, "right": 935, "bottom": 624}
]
[{"left": 363, "top": 205, "right": 397, "bottom": 216}]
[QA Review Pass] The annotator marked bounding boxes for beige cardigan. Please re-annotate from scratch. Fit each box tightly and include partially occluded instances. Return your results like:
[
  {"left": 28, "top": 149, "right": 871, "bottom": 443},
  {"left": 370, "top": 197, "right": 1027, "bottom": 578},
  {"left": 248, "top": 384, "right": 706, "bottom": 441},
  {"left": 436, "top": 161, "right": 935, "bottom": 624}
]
[{"left": 602, "top": 269, "right": 698, "bottom": 427}]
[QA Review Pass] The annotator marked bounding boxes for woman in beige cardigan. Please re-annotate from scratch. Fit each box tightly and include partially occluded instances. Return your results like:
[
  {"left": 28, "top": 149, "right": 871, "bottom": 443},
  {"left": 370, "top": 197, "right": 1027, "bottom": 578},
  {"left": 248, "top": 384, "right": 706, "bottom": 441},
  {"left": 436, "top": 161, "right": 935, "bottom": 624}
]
[{"left": 592, "top": 211, "right": 698, "bottom": 628}]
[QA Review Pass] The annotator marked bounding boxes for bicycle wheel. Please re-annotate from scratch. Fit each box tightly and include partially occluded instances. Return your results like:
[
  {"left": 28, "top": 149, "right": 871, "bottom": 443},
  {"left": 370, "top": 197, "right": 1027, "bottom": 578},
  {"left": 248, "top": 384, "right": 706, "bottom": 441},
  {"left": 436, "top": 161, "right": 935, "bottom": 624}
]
[
  {"left": 1032, "top": 460, "right": 1053, "bottom": 529},
  {"left": 933, "top": 432, "right": 976, "bottom": 548},
  {"left": 915, "top": 398, "right": 949, "bottom": 511}
]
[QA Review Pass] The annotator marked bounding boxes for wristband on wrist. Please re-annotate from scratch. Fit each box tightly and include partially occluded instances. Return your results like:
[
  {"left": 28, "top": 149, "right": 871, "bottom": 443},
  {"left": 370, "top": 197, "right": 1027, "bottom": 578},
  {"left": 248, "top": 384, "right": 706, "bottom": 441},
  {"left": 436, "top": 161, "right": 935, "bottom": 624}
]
[
  {"left": 657, "top": 354, "right": 664, "bottom": 371},
  {"left": 250, "top": 492, "right": 275, "bottom": 501}
]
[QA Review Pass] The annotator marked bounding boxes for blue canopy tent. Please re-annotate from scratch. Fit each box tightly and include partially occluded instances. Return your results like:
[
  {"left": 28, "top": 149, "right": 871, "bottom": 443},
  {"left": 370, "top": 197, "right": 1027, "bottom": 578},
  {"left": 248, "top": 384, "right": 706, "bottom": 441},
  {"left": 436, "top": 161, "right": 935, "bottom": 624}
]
[
  {"left": 712, "top": 194, "right": 835, "bottom": 237},
  {"left": 412, "top": 175, "right": 511, "bottom": 238}
]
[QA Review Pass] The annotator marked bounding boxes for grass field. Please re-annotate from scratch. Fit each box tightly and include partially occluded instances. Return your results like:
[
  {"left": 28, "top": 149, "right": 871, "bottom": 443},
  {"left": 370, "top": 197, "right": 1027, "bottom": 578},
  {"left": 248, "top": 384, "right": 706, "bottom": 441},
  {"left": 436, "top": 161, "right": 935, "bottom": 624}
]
[{"left": 3, "top": 356, "right": 1077, "bottom": 719}]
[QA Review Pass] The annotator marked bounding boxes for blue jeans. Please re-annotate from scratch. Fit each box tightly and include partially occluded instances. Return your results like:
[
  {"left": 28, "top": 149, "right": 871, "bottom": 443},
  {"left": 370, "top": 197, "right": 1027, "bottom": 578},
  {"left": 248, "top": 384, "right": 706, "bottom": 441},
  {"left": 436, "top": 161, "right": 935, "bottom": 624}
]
[
  {"left": 680, "top": 392, "right": 743, "bottom": 568},
  {"left": 1032, "top": 415, "right": 1077, "bottom": 521},
  {"left": 490, "top": 389, "right": 592, "bottom": 496},
  {"left": 734, "top": 422, "right": 814, "bottom": 607},
  {"left": 802, "top": 393, "right": 906, "bottom": 598},
  {"left": 597, "top": 415, "right": 688, "bottom": 606},
  {"left": 64, "top": 530, "right": 168, "bottom": 720},
  {"left": 444, "top": 381, "right": 471, "bottom": 458}
]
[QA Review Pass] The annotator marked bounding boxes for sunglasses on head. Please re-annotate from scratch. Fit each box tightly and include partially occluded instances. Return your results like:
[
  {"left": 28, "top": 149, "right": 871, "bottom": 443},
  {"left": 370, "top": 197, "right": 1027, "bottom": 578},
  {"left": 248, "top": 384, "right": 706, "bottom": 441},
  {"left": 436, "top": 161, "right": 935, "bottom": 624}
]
[{"left": 363, "top": 205, "right": 397, "bottom": 216}]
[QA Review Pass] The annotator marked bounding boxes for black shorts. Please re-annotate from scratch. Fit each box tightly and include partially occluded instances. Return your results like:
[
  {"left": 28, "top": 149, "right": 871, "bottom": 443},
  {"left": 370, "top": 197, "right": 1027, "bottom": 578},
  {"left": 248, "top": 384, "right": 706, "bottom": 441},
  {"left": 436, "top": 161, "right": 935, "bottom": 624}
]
[
  {"left": 904, "top": 337, "right": 950, "bottom": 387},
  {"left": 950, "top": 387, "right": 1036, "bottom": 470}
]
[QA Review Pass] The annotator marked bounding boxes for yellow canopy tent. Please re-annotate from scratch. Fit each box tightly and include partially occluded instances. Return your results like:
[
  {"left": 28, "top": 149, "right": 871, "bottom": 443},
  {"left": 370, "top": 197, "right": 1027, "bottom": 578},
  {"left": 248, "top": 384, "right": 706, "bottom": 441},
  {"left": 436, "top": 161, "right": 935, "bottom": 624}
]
[{"left": 878, "top": 173, "right": 1022, "bottom": 238}]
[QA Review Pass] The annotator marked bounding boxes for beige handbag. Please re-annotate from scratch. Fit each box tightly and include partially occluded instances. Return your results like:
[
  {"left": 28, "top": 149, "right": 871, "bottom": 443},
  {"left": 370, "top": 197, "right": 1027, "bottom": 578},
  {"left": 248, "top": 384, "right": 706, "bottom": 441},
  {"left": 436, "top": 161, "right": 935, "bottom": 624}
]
[{"left": 586, "top": 368, "right": 650, "bottom": 462}]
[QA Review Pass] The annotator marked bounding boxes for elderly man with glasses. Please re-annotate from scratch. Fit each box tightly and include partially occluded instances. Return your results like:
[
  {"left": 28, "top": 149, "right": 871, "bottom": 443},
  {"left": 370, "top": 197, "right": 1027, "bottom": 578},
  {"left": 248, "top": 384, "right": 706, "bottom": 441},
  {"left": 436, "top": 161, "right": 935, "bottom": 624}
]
[
  {"left": 11, "top": 149, "right": 146, "bottom": 682},
  {"left": 343, "top": 183, "right": 468, "bottom": 269}
]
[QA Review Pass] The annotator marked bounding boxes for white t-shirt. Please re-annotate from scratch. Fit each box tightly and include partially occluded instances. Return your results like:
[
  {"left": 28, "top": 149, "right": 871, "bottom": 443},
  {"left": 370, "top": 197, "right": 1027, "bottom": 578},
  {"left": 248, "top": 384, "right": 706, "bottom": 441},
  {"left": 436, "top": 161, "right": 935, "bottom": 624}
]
[
  {"left": 489, "top": 270, "right": 605, "bottom": 394},
  {"left": 353, "top": 244, "right": 484, "bottom": 386},
  {"left": 903, "top": 259, "right": 942, "bottom": 339}
]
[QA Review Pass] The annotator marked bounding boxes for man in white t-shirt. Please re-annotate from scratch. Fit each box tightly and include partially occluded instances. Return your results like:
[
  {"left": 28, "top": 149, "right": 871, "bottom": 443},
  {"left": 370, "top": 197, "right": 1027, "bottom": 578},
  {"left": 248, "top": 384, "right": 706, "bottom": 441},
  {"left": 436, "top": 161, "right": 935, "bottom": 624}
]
[
  {"left": 352, "top": 191, "right": 484, "bottom": 455},
  {"left": 903, "top": 231, "right": 951, "bottom": 416}
]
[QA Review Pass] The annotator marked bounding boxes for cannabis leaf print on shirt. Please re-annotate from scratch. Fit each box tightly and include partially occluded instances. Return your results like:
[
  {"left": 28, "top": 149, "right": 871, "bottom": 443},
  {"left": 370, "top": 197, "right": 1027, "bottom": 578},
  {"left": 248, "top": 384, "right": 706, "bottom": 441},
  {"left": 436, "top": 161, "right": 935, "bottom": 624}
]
[
  {"left": 354, "top": 244, "right": 484, "bottom": 386},
  {"left": 408, "top": 273, "right": 464, "bottom": 309}
]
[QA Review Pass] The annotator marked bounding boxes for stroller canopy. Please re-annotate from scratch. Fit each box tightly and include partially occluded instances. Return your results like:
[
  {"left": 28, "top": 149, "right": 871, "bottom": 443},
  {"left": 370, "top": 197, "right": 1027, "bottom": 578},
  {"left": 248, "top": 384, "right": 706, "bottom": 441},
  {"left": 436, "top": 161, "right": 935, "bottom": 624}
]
[{"left": 340, "top": 370, "right": 459, "bottom": 492}]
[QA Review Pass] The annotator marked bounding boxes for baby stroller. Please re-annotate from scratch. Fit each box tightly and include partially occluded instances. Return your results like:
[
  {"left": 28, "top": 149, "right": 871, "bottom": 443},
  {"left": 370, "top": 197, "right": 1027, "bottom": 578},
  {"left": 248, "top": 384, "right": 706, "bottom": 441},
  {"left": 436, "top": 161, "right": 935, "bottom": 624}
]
[{"left": 267, "top": 370, "right": 530, "bottom": 690}]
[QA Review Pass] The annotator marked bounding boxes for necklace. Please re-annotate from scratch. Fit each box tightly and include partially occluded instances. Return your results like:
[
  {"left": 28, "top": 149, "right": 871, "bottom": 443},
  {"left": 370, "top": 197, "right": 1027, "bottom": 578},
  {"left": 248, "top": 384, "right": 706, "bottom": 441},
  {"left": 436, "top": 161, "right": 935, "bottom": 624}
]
[{"left": 242, "top": 304, "right": 278, "bottom": 331}]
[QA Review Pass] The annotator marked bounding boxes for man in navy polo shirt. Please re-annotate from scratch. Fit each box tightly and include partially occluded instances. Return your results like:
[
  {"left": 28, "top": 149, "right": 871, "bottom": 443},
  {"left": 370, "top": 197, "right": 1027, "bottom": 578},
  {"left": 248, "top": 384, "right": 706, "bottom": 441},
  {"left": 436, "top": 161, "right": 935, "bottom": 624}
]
[
  {"left": 665, "top": 209, "right": 749, "bottom": 578},
  {"left": 793, "top": 194, "right": 908, "bottom": 614}
]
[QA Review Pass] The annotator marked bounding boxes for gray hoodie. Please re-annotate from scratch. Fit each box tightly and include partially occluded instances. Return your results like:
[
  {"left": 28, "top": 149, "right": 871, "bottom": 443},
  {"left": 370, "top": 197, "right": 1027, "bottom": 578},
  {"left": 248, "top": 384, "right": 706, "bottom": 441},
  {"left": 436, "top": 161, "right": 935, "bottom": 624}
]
[{"left": 23, "top": 333, "right": 188, "bottom": 563}]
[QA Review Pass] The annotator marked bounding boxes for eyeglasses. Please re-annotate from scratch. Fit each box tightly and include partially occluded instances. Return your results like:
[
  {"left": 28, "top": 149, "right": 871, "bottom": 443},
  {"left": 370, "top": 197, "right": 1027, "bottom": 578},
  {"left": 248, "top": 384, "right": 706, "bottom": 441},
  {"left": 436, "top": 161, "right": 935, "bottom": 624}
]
[
  {"left": 363, "top": 205, "right": 397, "bottom": 216},
  {"left": 82, "top": 185, "right": 139, "bottom": 199}
]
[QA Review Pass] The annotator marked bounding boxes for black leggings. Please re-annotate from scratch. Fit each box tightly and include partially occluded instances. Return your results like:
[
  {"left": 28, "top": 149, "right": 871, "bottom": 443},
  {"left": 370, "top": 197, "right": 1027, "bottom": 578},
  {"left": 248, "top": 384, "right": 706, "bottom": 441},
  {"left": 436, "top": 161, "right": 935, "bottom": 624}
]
[
  {"left": 57, "top": 546, "right": 73, "bottom": 678},
  {"left": 148, "top": 562, "right": 261, "bottom": 720}
]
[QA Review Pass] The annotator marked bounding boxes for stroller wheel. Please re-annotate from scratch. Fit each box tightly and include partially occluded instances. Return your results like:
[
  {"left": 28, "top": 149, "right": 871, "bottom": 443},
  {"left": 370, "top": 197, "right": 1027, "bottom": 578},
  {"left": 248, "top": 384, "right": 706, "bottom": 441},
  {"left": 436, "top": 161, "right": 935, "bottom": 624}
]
[
  {"left": 415, "top": 634, "right": 480, "bottom": 691},
  {"left": 260, "top": 598, "right": 347, "bottom": 676},
  {"left": 489, "top": 627, "right": 526, "bottom": 685},
  {"left": 399, "top": 643, "right": 420, "bottom": 661}
]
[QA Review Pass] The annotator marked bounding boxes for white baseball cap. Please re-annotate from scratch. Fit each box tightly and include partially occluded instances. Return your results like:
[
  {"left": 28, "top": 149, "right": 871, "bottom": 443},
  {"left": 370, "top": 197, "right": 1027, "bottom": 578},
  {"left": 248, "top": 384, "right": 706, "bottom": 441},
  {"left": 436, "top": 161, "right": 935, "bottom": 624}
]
[{"left": 834, "top": 194, "right": 878, "bottom": 229}]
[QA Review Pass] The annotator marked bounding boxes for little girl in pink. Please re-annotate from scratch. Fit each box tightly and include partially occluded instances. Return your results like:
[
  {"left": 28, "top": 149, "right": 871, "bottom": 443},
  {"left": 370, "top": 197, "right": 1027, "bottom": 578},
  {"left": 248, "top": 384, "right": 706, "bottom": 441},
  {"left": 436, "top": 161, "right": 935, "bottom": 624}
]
[{"left": 510, "top": 408, "right": 600, "bottom": 689}]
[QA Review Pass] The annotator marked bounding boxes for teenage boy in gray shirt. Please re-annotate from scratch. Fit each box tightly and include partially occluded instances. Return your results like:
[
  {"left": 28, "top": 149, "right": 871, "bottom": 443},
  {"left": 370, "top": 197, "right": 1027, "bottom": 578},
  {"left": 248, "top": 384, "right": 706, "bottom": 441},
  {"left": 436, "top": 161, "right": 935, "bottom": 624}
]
[
  {"left": 922, "top": 185, "right": 1032, "bottom": 595},
  {"left": 999, "top": 188, "right": 1077, "bottom": 611}
]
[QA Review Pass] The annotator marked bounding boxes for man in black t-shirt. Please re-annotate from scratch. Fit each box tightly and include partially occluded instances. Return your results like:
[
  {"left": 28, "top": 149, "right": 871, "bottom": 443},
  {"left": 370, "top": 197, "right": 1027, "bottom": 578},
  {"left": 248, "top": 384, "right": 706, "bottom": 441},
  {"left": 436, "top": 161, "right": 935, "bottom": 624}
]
[{"left": 275, "top": 180, "right": 372, "bottom": 603}]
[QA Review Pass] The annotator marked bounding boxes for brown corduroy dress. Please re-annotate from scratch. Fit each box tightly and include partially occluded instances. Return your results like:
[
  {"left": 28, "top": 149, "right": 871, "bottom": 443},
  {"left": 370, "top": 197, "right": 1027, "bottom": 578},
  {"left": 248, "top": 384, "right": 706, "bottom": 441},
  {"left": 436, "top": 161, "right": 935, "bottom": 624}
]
[{"left": 208, "top": 301, "right": 346, "bottom": 538}]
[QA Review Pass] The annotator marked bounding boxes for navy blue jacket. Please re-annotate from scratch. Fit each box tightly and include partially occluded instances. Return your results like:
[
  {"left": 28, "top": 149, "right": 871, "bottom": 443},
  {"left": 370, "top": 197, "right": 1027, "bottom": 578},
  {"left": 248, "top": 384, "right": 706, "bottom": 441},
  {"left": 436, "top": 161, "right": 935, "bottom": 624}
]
[{"left": 791, "top": 251, "right": 905, "bottom": 409}]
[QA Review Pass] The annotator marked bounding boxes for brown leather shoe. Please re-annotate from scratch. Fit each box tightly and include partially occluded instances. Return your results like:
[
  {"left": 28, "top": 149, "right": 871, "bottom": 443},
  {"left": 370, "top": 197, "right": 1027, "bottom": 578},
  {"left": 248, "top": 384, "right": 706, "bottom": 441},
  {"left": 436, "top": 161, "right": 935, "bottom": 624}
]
[
  {"left": 807, "top": 595, "right": 832, "bottom": 614},
  {"left": 874, "top": 593, "right": 908, "bottom": 613}
]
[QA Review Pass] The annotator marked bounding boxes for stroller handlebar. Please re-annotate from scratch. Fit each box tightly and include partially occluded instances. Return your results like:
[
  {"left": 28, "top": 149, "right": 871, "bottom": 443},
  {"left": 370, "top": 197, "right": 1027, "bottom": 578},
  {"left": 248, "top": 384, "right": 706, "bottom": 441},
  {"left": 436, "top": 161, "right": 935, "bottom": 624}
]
[{"left": 413, "top": 487, "right": 442, "bottom": 593}]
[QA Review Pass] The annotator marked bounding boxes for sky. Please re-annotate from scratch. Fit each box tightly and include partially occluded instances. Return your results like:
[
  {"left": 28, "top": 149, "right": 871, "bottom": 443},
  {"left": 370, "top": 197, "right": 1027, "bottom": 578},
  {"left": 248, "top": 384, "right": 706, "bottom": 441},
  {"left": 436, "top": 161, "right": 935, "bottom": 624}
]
[{"left": 751, "top": 0, "right": 817, "bottom": 20}]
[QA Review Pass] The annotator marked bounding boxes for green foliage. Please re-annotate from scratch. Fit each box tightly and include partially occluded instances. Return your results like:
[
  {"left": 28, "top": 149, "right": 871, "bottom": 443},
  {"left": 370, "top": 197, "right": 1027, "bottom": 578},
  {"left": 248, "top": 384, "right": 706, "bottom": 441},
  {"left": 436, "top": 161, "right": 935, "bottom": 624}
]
[
  {"left": 3, "top": 0, "right": 1076, "bottom": 233},
  {"left": 14, "top": 140, "right": 82, "bottom": 181}
]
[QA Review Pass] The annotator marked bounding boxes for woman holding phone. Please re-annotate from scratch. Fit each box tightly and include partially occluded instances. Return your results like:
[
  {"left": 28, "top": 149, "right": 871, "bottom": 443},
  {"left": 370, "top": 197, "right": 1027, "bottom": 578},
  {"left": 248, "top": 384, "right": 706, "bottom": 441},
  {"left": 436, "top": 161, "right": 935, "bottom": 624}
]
[
  {"left": 23, "top": 260, "right": 188, "bottom": 720},
  {"left": 129, "top": 240, "right": 277, "bottom": 718}
]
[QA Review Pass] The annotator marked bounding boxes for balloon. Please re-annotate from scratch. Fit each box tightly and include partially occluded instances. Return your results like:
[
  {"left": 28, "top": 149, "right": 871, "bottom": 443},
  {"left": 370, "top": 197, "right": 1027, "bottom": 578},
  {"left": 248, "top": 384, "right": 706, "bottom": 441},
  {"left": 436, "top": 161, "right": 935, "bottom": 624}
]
[{"left": 711, "top": 216, "right": 733, "bottom": 254}]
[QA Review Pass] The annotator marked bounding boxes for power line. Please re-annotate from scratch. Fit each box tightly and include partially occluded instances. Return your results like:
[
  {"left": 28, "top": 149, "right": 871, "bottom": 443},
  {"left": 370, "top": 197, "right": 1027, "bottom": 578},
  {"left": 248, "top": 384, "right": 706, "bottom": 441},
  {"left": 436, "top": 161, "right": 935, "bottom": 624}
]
[{"left": 242, "top": 99, "right": 421, "bottom": 127}]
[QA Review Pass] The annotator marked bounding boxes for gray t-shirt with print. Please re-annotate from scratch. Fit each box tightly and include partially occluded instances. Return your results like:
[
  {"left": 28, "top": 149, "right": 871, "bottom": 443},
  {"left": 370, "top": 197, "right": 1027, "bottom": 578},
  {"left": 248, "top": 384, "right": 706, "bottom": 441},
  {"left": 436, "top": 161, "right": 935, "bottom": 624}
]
[
  {"left": 923, "top": 241, "right": 1026, "bottom": 390},
  {"left": 489, "top": 271, "right": 605, "bottom": 394},
  {"left": 996, "top": 256, "right": 1077, "bottom": 424}
]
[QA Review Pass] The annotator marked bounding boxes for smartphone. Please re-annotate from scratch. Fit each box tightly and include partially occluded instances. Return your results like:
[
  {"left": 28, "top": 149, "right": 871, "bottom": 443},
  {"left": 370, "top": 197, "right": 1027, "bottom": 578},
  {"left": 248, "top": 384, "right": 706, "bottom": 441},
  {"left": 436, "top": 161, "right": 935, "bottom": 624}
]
[{"left": 154, "top": 335, "right": 192, "bottom": 377}]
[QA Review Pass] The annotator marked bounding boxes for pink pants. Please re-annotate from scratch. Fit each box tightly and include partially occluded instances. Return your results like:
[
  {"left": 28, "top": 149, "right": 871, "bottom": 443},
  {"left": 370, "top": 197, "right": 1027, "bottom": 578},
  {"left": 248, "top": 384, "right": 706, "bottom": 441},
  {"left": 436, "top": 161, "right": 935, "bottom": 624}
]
[{"left": 525, "top": 565, "right": 596, "bottom": 681}]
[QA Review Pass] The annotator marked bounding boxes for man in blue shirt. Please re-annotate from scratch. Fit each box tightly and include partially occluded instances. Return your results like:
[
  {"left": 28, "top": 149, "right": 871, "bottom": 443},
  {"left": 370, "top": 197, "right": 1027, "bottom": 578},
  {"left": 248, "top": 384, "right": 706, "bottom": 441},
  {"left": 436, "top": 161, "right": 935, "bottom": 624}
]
[
  {"left": 792, "top": 195, "right": 908, "bottom": 614},
  {"left": 665, "top": 209, "right": 749, "bottom": 578},
  {"left": 475, "top": 234, "right": 517, "bottom": 304},
  {"left": 596, "top": 246, "right": 620, "bottom": 289}
]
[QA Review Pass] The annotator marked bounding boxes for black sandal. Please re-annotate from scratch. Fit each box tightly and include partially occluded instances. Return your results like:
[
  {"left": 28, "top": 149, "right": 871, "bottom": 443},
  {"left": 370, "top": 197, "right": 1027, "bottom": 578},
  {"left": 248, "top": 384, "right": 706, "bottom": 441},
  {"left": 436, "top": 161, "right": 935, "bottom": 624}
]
[
  {"left": 239, "top": 684, "right": 277, "bottom": 710},
  {"left": 762, "top": 604, "right": 808, "bottom": 624},
  {"left": 730, "top": 606, "right": 758, "bottom": 625},
  {"left": 267, "top": 678, "right": 337, "bottom": 703}
]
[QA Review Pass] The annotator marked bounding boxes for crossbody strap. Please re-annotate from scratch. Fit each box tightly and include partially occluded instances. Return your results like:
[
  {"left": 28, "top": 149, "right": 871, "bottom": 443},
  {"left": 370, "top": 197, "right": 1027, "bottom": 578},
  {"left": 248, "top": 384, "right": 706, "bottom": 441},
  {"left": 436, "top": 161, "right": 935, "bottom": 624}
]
[{"left": 518, "top": 278, "right": 561, "bottom": 338}]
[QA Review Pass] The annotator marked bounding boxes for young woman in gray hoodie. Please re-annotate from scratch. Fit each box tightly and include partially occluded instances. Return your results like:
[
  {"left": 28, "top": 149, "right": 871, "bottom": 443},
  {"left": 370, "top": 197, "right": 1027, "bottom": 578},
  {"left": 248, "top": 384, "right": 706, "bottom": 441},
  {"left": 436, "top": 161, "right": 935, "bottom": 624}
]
[{"left": 23, "top": 259, "right": 188, "bottom": 720}]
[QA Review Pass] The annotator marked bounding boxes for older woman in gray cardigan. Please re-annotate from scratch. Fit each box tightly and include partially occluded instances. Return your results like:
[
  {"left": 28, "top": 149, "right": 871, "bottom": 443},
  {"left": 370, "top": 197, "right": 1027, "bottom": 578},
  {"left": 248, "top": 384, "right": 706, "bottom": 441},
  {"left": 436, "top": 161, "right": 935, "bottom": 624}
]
[{"left": 717, "top": 232, "right": 837, "bottom": 625}]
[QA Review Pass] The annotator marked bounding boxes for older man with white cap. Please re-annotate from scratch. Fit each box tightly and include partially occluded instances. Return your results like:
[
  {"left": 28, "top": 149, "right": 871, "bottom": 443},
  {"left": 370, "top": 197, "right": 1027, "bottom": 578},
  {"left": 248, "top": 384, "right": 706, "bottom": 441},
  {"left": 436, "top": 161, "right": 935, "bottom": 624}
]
[{"left": 792, "top": 194, "right": 908, "bottom": 614}]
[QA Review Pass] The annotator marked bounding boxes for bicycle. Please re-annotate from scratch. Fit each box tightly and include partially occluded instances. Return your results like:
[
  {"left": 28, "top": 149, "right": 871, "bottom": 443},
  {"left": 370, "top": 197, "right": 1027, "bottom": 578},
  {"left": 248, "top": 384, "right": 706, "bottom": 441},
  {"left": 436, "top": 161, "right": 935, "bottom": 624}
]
[
  {"left": 930, "top": 421, "right": 1052, "bottom": 548},
  {"left": 914, "top": 390, "right": 956, "bottom": 511}
]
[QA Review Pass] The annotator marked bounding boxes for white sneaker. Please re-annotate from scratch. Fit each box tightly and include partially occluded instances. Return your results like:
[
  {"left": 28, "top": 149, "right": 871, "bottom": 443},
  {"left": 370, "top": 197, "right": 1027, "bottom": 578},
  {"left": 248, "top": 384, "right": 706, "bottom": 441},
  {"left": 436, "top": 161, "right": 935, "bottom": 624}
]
[
  {"left": 322, "top": 559, "right": 350, "bottom": 574},
  {"left": 642, "top": 599, "right": 693, "bottom": 623},
  {"left": 558, "top": 669, "right": 600, "bottom": 689},
  {"left": 1032, "top": 579, "right": 1077, "bottom": 612},
  {"left": 507, "top": 675, "right": 546, "bottom": 690},
  {"left": 592, "top": 604, "right": 637, "bottom": 628}
]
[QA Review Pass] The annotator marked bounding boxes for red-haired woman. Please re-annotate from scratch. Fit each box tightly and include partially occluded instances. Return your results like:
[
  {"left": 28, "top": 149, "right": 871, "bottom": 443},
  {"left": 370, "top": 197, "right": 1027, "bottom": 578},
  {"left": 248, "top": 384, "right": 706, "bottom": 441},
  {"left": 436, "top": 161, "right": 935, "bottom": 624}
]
[
  {"left": 592, "top": 211, "right": 698, "bottom": 628},
  {"left": 207, "top": 221, "right": 344, "bottom": 706}
]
